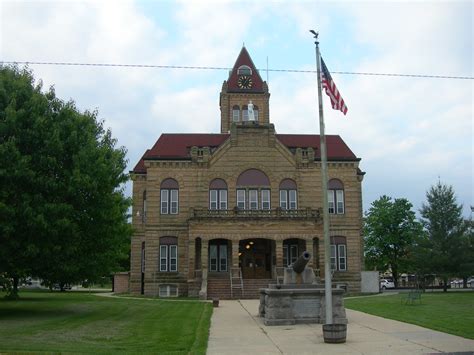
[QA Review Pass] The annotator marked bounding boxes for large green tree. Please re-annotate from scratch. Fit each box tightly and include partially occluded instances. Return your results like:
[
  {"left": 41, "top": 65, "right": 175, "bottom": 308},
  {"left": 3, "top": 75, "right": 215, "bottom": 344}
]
[
  {"left": 364, "top": 195, "right": 423, "bottom": 287},
  {"left": 418, "top": 182, "right": 468, "bottom": 291},
  {"left": 0, "top": 66, "right": 131, "bottom": 298}
]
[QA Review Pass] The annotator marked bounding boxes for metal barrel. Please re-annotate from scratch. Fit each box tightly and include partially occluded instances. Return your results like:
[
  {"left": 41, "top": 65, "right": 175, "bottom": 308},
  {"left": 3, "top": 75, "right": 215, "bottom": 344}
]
[{"left": 291, "top": 251, "right": 311, "bottom": 273}]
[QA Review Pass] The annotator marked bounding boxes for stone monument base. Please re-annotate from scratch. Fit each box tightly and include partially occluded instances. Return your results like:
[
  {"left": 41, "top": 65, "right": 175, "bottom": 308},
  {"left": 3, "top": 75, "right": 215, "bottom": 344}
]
[{"left": 259, "top": 285, "right": 347, "bottom": 326}]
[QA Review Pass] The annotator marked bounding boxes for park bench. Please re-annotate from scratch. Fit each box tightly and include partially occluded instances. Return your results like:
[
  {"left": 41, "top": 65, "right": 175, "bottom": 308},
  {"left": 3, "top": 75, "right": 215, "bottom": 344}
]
[{"left": 402, "top": 289, "right": 422, "bottom": 305}]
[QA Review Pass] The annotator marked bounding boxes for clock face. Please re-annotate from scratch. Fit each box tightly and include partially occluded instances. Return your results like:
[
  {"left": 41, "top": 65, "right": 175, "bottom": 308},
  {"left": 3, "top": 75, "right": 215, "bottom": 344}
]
[{"left": 238, "top": 75, "right": 253, "bottom": 89}]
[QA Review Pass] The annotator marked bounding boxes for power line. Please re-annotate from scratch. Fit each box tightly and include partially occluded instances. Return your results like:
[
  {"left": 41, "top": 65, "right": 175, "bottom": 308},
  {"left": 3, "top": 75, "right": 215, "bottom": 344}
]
[{"left": 1, "top": 60, "right": 472, "bottom": 80}]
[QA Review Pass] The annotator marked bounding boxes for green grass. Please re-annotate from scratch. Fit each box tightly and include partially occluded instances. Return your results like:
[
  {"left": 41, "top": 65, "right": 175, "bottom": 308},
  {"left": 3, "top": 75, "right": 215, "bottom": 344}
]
[
  {"left": 345, "top": 291, "right": 474, "bottom": 339},
  {"left": 0, "top": 290, "right": 212, "bottom": 354}
]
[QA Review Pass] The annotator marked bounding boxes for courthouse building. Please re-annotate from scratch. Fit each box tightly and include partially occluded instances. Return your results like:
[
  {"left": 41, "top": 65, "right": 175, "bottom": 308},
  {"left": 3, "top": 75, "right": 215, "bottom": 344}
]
[{"left": 129, "top": 47, "right": 365, "bottom": 299}]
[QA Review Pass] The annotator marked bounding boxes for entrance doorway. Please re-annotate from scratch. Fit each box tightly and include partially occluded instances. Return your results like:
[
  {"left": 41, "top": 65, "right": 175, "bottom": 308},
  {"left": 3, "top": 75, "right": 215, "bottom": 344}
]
[{"left": 239, "top": 239, "right": 273, "bottom": 279}]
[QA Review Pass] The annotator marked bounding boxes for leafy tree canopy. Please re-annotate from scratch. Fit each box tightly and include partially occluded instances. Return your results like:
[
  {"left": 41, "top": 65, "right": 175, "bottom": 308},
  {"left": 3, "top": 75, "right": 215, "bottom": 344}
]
[
  {"left": 417, "top": 182, "right": 469, "bottom": 290},
  {"left": 0, "top": 66, "right": 131, "bottom": 298},
  {"left": 364, "top": 195, "right": 422, "bottom": 287}
]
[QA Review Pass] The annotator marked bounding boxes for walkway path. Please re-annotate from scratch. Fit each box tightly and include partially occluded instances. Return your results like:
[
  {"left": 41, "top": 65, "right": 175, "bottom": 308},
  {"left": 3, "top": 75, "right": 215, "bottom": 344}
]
[{"left": 207, "top": 299, "right": 474, "bottom": 355}]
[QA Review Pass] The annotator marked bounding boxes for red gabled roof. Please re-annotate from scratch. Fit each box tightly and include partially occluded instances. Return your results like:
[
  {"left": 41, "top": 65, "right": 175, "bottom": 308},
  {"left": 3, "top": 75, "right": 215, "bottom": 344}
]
[
  {"left": 148, "top": 133, "right": 230, "bottom": 158},
  {"left": 131, "top": 133, "right": 358, "bottom": 174},
  {"left": 227, "top": 46, "right": 264, "bottom": 93},
  {"left": 132, "top": 149, "right": 150, "bottom": 174},
  {"left": 276, "top": 134, "right": 357, "bottom": 160}
]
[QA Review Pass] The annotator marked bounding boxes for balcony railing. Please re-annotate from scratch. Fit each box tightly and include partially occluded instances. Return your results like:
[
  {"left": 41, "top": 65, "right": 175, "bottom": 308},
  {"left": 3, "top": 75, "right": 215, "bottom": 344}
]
[{"left": 191, "top": 207, "right": 321, "bottom": 221}]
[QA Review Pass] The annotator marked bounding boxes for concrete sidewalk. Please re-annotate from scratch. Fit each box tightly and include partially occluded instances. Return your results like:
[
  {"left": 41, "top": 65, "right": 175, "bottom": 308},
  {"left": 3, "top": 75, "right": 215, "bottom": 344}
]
[{"left": 207, "top": 300, "right": 474, "bottom": 355}]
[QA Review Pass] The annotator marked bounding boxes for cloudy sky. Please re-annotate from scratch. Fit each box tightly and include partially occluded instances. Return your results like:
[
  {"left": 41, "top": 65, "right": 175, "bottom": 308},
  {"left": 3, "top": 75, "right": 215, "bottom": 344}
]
[{"left": 2, "top": 0, "right": 472, "bottom": 216}]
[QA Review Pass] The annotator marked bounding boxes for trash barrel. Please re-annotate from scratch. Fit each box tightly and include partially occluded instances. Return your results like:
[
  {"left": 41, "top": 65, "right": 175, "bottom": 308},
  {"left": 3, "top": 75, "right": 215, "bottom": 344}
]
[{"left": 322, "top": 324, "right": 347, "bottom": 343}]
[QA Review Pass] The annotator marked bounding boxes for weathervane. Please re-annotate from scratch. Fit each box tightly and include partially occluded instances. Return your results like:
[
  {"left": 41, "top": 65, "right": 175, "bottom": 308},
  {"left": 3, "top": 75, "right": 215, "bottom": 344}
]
[{"left": 309, "top": 29, "right": 319, "bottom": 44}]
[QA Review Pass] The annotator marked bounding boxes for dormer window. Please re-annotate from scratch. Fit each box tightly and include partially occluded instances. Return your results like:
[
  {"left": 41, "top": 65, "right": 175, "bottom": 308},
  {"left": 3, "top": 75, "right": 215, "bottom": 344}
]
[{"left": 237, "top": 65, "right": 252, "bottom": 76}]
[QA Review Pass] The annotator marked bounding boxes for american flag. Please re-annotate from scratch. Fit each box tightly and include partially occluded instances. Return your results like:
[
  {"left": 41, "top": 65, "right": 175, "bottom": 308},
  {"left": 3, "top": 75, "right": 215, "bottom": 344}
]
[{"left": 321, "top": 57, "right": 348, "bottom": 115}]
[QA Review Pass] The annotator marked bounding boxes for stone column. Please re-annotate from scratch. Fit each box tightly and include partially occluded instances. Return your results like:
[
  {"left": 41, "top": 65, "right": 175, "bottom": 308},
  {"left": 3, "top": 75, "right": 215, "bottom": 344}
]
[
  {"left": 275, "top": 239, "right": 283, "bottom": 267},
  {"left": 201, "top": 238, "right": 208, "bottom": 273},
  {"left": 188, "top": 238, "right": 195, "bottom": 279},
  {"left": 232, "top": 239, "right": 240, "bottom": 268}
]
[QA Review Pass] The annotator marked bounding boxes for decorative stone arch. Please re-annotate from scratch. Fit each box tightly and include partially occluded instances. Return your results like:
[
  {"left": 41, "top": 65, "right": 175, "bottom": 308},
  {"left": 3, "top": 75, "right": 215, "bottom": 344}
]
[
  {"left": 328, "top": 178, "right": 344, "bottom": 189},
  {"left": 209, "top": 178, "right": 228, "bottom": 189},
  {"left": 160, "top": 178, "right": 179, "bottom": 189},
  {"left": 279, "top": 178, "right": 297, "bottom": 189},
  {"left": 236, "top": 169, "right": 270, "bottom": 187}
]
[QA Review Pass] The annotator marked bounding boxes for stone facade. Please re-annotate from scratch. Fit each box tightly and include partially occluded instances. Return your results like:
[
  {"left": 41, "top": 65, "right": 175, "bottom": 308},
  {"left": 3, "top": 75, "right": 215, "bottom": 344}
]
[{"left": 129, "top": 47, "right": 364, "bottom": 298}]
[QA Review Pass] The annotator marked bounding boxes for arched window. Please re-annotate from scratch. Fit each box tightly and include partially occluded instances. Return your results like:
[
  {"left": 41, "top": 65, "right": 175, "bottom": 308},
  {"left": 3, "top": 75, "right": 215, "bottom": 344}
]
[
  {"left": 237, "top": 65, "right": 252, "bottom": 76},
  {"left": 159, "top": 236, "right": 178, "bottom": 272},
  {"left": 209, "top": 178, "right": 228, "bottom": 210},
  {"left": 142, "top": 190, "right": 147, "bottom": 222},
  {"left": 242, "top": 105, "right": 249, "bottom": 121},
  {"left": 328, "top": 179, "right": 344, "bottom": 214},
  {"left": 330, "top": 236, "right": 347, "bottom": 271},
  {"left": 279, "top": 179, "right": 297, "bottom": 210},
  {"left": 160, "top": 178, "right": 179, "bottom": 215},
  {"left": 232, "top": 105, "right": 240, "bottom": 122},
  {"left": 236, "top": 169, "right": 270, "bottom": 210}
]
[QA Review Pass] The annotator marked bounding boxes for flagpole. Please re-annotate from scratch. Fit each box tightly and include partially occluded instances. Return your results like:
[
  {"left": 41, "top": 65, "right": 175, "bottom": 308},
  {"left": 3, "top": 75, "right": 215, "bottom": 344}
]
[{"left": 310, "top": 30, "right": 333, "bottom": 325}]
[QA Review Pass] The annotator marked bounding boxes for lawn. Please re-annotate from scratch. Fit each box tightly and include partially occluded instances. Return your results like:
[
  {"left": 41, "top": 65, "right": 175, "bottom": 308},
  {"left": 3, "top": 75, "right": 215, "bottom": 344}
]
[
  {"left": 345, "top": 291, "right": 474, "bottom": 339},
  {"left": 0, "top": 290, "right": 213, "bottom": 354}
]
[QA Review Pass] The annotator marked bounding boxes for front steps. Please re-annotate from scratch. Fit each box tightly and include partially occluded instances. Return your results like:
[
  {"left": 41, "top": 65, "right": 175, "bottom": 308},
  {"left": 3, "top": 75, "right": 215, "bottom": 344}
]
[{"left": 207, "top": 278, "right": 276, "bottom": 300}]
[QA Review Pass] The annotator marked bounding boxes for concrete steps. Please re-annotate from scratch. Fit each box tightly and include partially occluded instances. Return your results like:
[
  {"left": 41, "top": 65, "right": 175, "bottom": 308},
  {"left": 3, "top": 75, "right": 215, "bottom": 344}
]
[{"left": 207, "top": 278, "right": 276, "bottom": 300}]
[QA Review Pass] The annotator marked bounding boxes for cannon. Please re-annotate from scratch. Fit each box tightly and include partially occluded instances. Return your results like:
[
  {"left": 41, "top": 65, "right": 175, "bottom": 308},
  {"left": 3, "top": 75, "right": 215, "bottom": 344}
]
[
  {"left": 283, "top": 251, "right": 315, "bottom": 285},
  {"left": 291, "top": 251, "right": 311, "bottom": 273}
]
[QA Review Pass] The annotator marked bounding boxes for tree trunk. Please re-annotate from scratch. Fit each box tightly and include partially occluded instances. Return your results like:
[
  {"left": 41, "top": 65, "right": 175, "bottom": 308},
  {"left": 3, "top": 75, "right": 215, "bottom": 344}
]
[
  {"left": 393, "top": 269, "right": 399, "bottom": 288},
  {"left": 443, "top": 276, "right": 448, "bottom": 292},
  {"left": 9, "top": 276, "right": 20, "bottom": 299}
]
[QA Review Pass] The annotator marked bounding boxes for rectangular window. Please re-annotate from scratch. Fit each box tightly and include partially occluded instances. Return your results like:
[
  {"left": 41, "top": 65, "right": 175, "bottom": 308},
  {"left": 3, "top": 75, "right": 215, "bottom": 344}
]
[
  {"left": 219, "top": 190, "right": 228, "bottom": 210},
  {"left": 237, "top": 189, "right": 246, "bottom": 210},
  {"left": 249, "top": 189, "right": 258, "bottom": 210},
  {"left": 280, "top": 190, "right": 288, "bottom": 209},
  {"left": 232, "top": 109, "right": 240, "bottom": 122},
  {"left": 289, "top": 190, "right": 297, "bottom": 210},
  {"left": 283, "top": 245, "right": 288, "bottom": 266},
  {"left": 330, "top": 245, "right": 337, "bottom": 271},
  {"left": 328, "top": 191, "right": 335, "bottom": 214},
  {"left": 142, "top": 194, "right": 147, "bottom": 223},
  {"left": 161, "top": 190, "right": 169, "bottom": 214},
  {"left": 261, "top": 189, "right": 270, "bottom": 210},
  {"left": 170, "top": 190, "right": 178, "bottom": 214},
  {"left": 169, "top": 245, "right": 178, "bottom": 272},
  {"left": 209, "top": 244, "right": 218, "bottom": 272},
  {"left": 160, "top": 244, "right": 178, "bottom": 272},
  {"left": 242, "top": 109, "right": 249, "bottom": 121},
  {"left": 338, "top": 244, "right": 346, "bottom": 271},
  {"left": 160, "top": 245, "right": 168, "bottom": 272},
  {"left": 336, "top": 190, "right": 344, "bottom": 214},
  {"left": 290, "top": 245, "right": 298, "bottom": 265},
  {"left": 159, "top": 284, "right": 178, "bottom": 297},
  {"left": 210, "top": 190, "right": 218, "bottom": 210},
  {"left": 219, "top": 244, "right": 227, "bottom": 271}
]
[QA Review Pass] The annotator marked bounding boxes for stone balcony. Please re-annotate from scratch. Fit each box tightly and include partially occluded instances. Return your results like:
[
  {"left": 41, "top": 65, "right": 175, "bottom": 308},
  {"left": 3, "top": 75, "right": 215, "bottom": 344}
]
[{"left": 190, "top": 207, "right": 322, "bottom": 221}]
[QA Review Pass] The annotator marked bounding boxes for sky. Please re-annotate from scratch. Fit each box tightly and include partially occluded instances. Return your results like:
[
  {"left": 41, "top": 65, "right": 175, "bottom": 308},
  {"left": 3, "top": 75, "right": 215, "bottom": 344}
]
[{"left": 1, "top": 0, "right": 473, "bottom": 217}]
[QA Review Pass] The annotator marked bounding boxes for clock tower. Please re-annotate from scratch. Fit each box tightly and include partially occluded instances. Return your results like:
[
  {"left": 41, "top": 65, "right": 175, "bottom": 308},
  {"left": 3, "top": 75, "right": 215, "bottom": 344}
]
[{"left": 219, "top": 46, "right": 270, "bottom": 133}]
